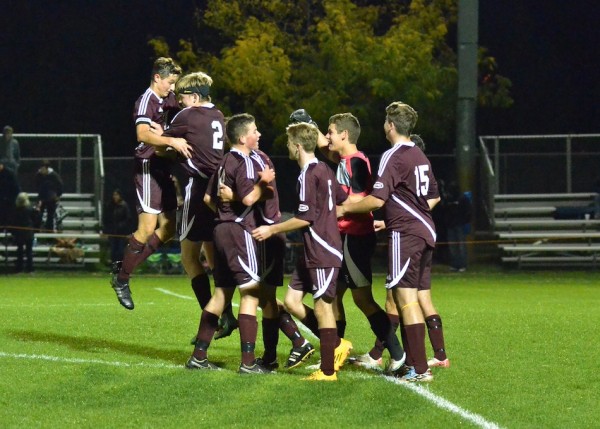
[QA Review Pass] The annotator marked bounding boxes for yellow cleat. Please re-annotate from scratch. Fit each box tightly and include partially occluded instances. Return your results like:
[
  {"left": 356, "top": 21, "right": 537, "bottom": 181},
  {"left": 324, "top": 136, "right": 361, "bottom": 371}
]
[
  {"left": 333, "top": 338, "right": 353, "bottom": 371},
  {"left": 302, "top": 370, "right": 338, "bottom": 381}
]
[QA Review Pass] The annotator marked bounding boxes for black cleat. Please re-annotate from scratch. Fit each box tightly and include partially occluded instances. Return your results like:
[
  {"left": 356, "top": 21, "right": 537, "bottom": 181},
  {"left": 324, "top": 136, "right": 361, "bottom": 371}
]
[
  {"left": 239, "top": 360, "right": 274, "bottom": 374},
  {"left": 255, "top": 357, "right": 279, "bottom": 371},
  {"left": 110, "top": 274, "right": 134, "bottom": 310},
  {"left": 185, "top": 356, "right": 221, "bottom": 370},
  {"left": 285, "top": 340, "right": 315, "bottom": 369},
  {"left": 214, "top": 312, "right": 239, "bottom": 340},
  {"left": 111, "top": 260, "right": 122, "bottom": 275}
]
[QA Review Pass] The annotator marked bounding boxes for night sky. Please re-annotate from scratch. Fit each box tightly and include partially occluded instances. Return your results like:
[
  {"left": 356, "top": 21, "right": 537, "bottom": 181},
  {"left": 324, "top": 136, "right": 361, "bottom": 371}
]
[{"left": 2, "top": 1, "right": 598, "bottom": 156}]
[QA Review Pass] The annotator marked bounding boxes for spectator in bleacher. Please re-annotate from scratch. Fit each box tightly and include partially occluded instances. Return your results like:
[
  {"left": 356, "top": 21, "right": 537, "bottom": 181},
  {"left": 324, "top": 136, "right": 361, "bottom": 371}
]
[
  {"left": 0, "top": 161, "right": 21, "bottom": 232},
  {"left": 35, "top": 160, "right": 63, "bottom": 233},
  {"left": 103, "top": 189, "right": 132, "bottom": 265},
  {"left": 1, "top": 125, "right": 21, "bottom": 174},
  {"left": 443, "top": 180, "right": 471, "bottom": 272},
  {"left": 11, "top": 192, "right": 40, "bottom": 273}
]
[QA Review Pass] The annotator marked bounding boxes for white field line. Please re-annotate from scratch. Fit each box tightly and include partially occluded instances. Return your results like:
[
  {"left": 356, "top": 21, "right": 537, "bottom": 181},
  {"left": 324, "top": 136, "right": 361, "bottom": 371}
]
[
  {"left": 153, "top": 288, "right": 241, "bottom": 309},
  {"left": 0, "top": 351, "right": 503, "bottom": 428}
]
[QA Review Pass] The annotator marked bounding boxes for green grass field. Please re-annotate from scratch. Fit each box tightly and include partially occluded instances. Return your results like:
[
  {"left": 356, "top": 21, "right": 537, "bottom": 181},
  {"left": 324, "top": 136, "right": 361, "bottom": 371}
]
[{"left": 1, "top": 269, "right": 599, "bottom": 428}]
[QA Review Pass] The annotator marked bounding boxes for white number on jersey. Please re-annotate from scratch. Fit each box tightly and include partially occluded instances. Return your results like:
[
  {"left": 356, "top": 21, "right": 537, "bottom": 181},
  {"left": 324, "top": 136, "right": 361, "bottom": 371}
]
[
  {"left": 414, "top": 165, "right": 430, "bottom": 197},
  {"left": 212, "top": 121, "right": 224, "bottom": 150}
]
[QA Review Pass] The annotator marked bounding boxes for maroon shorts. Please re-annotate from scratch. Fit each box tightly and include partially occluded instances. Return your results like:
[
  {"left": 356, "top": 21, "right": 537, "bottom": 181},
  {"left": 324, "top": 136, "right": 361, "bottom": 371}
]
[
  {"left": 179, "top": 176, "right": 216, "bottom": 242},
  {"left": 257, "top": 232, "right": 285, "bottom": 287},
  {"left": 385, "top": 231, "right": 432, "bottom": 291},
  {"left": 288, "top": 256, "right": 339, "bottom": 300},
  {"left": 134, "top": 157, "right": 177, "bottom": 215},
  {"left": 213, "top": 222, "right": 260, "bottom": 289}
]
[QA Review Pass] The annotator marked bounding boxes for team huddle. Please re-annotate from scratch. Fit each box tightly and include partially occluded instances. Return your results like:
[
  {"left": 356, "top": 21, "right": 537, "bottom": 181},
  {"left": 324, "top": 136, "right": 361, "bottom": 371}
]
[{"left": 110, "top": 57, "right": 449, "bottom": 382}]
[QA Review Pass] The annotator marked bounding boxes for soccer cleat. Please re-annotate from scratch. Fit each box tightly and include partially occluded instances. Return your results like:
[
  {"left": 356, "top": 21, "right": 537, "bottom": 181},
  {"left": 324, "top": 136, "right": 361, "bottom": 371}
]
[
  {"left": 255, "top": 357, "right": 279, "bottom": 371},
  {"left": 349, "top": 353, "right": 383, "bottom": 370},
  {"left": 395, "top": 367, "right": 433, "bottom": 383},
  {"left": 111, "top": 260, "right": 122, "bottom": 275},
  {"left": 214, "top": 312, "right": 239, "bottom": 340},
  {"left": 285, "top": 340, "right": 315, "bottom": 369},
  {"left": 110, "top": 275, "right": 134, "bottom": 310},
  {"left": 333, "top": 338, "right": 353, "bottom": 371},
  {"left": 239, "top": 360, "right": 274, "bottom": 374},
  {"left": 302, "top": 369, "right": 337, "bottom": 381},
  {"left": 185, "top": 356, "right": 221, "bottom": 370},
  {"left": 385, "top": 352, "right": 407, "bottom": 374},
  {"left": 428, "top": 357, "right": 450, "bottom": 368}
]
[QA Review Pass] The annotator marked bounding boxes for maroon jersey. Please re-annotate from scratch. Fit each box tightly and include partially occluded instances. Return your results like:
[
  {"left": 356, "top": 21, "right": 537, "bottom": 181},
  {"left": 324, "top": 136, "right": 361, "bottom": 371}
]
[
  {"left": 164, "top": 103, "right": 225, "bottom": 178},
  {"left": 336, "top": 151, "right": 374, "bottom": 235},
  {"left": 370, "top": 142, "right": 439, "bottom": 247},
  {"left": 207, "top": 148, "right": 259, "bottom": 232},
  {"left": 294, "top": 159, "right": 346, "bottom": 268},
  {"left": 250, "top": 149, "right": 281, "bottom": 224},
  {"left": 133, "top": 89, "right": 180, "bottom": 159}
]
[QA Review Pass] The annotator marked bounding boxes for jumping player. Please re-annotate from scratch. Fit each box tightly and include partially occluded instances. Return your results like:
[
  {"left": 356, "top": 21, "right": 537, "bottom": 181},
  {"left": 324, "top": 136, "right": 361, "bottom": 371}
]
[{"left": 110, "top": 57, "right": 192, "bottom": 310}]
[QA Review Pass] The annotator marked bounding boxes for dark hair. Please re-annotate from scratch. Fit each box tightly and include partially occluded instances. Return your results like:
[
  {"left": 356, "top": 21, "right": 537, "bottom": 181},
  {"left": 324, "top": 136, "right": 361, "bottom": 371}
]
[
  {"left": 151, "top": 57, "right": 182, "bottom": 79},
  {"left": 226, "top": 113, "right": 255, "bottom": 146}
]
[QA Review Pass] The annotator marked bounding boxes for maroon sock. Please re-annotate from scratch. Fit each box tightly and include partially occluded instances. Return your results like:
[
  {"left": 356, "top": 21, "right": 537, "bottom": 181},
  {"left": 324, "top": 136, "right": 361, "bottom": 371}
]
[
  {"left": 319, "top": 328, "right": 337, "bottom": 376},
  {"left": 399, "top": 318, "right": 412, "bottom": 366},
  {"left": 139, "top": 233, "right": 162, "bottom": 261},
  {"left": 300, "top": 309, "right": 320, "bottom": 338},
  {"left": 192, "top": 310, "right": 219, "bottom": 360},
  {"left": 191, "top": 274, "right": 211, "bottom": 309},
  {"left": 425, "top": 314, "right": 447, "bottom": 361},
  {"left": 239, "top": 314, "right": 258, "bottom": 366},
  {"left": 405, "top": 323, "right": 427, "bottom": 374},
  {"left": 262, "top": 317, "right": 279, "bottom": 363},
  {"left": 118, "top": 235, "right": 145, "bottom": 281},
  {"left": 279, "top": 310, "right": 305, "bottom": 348}
]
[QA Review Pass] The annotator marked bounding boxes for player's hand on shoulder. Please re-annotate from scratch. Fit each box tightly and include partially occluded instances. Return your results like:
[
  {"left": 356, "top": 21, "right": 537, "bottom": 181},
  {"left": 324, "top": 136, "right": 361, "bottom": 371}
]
[{"left": 373, "top": 220, "right": 386, "bottom": 232}]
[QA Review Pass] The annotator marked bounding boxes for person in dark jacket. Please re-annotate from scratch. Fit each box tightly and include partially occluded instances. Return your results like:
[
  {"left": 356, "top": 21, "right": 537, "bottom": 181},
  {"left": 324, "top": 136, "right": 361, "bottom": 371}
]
[
  {"left": 35, "top": 160, "right": 63, "bottom": 232},
  {"left": 103, "top": 189, "right": 132, "bottom": 264},
  {"left": 11, "top": 192, "right": 40, "bottom": 273},
  {"left": 0, "top": 161, "right": 21, "bottom": 232},
  {"left": 443, "top": 181, "right": 472, "bottom": 272}
]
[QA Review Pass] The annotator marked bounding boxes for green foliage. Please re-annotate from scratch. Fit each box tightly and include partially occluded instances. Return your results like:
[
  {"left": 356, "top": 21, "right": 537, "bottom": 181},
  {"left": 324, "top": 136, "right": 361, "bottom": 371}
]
[{"left": 150, "top": 1, "right": 512, "bottom": 154}]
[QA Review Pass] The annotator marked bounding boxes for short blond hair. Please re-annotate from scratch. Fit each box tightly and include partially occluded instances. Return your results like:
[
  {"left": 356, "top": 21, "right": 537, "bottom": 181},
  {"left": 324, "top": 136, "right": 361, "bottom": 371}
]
[
  {"left": 175, "top": 71, "right": 213, "bottom": 101},
  {"left": 287, "top": 123, "right": 318, "bottom": 153}
]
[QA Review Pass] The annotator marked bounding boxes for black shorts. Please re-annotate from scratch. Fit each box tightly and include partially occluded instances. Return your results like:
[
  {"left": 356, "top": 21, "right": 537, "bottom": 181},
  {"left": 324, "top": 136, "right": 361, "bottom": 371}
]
[
  {"left": 258, "top": 232, "right": 285, "bottom": 287},
  {"left": 339, "top": 232, "right": 375, "bottom": 289}
]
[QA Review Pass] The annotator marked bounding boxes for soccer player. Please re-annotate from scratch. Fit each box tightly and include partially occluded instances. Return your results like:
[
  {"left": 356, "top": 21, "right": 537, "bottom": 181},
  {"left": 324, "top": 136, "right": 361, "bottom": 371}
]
[
  {"left": 252, "top": 122, "right": 352, "bottom": 381},
  {"left": 158, "top": 71, "right": 241, "bottom": 343},
  {"left": 337, "top": 102, "right": 440, "bottom": 382},
  {"left": 291, "top": 110, "right": 405, "bottom": 371},
  {"left": 186, "top": 113, "right": 275, "bottom": 373},
  {"left": 364, "top": 134, "right": 450, "bottom": 369},
  {"left": 110, "top": 57, "right": 192, "bottom": 310}
]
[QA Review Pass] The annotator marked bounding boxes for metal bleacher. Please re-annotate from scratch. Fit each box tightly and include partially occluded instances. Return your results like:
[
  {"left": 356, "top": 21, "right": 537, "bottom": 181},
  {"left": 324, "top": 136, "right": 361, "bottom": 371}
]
[
  {"left": 493, "top": 193, "right": 600, "bottom": 267},
  {"left": 1, "top": 193, "right": 102, "bottom": 269}
]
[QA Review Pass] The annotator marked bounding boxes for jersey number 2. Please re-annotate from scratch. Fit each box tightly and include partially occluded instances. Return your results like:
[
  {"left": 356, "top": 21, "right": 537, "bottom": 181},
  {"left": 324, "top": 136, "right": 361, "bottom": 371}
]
[{"left": 212, "top": 121, "right": 224, "bottom": 150}]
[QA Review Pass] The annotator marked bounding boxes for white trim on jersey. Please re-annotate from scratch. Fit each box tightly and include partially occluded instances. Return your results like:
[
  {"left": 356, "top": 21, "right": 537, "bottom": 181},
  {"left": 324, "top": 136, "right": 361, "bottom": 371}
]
[
  {"left": 309, "top": 227, "right": 343, "bottom": 262},
  {"left": 314, "top": 268, "right": 335, "bottom": 299},
  {"left": 377, "top": 141, "right": 414, "bottom": 177},
  {"left": 390, "top": 194, "right": 437, "bottom": 242},
  {"left": 298, "top": 158, "right": 319, "bottom": 201},
  {"left": 186, "top": 159, "right": 208, "bottom": 179},
  {"left": 386, "top": 231, "right": 410, "bottom": 289},
  {"left": 136, "top": 159, "right": 161, "bottom": 214}
]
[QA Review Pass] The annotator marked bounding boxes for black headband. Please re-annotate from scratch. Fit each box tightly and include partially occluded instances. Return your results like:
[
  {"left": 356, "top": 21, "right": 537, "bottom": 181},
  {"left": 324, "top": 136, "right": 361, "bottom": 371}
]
[{"left": 180, "top": 85, "right": 210, "bottom": 97}]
